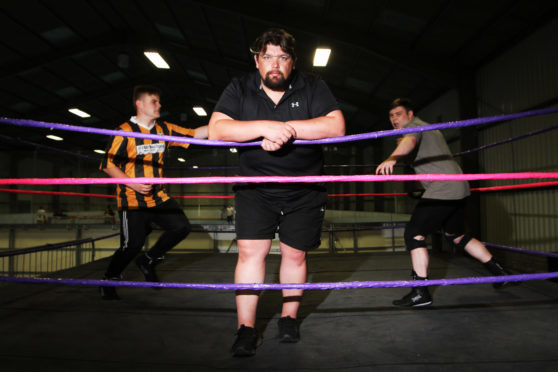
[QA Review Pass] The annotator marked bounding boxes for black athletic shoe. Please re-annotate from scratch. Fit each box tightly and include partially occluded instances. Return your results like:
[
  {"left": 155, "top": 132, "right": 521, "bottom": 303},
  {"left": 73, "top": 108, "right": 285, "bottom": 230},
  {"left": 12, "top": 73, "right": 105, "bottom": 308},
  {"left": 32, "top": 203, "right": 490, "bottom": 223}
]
[
  {"left": 393, "top": 287, "right": 433, "bottom": 307},
  {"left": 484, "top": 258, "right": 515, "bottom": 289},
  {"left": 231, "top": 325, "right": 261, "bottom": 357},
  {"left": 135, "top": 253, "right": 163, "bottom": 283},
  {"left": 99, "top": 277, "right": 120, "bottom": 300},
  {"left": 277, "top": 316, "right": 300, "bottom": 343}
]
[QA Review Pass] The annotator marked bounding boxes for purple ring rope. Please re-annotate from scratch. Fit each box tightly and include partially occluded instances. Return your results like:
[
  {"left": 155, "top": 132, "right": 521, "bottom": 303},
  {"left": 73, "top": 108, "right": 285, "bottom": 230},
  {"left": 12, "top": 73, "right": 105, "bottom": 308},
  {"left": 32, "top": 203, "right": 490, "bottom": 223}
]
[
  {"left": 454, "top": 123, "right": 558, "bottom": 157},
  {"left": 2, "top": 106, "right": 558, "bottom": 147},
  {"left": 0, "top": 233, "right": 119, "bottom": 258},
  {"left": 1, "top": 272, "right": 556, "bottom": 289},
  {"left": 0, "top": 134, "right": 101, "bottom": 162},
  {"left": 485, "top": 242, "right": 558, "bottom": 259}
]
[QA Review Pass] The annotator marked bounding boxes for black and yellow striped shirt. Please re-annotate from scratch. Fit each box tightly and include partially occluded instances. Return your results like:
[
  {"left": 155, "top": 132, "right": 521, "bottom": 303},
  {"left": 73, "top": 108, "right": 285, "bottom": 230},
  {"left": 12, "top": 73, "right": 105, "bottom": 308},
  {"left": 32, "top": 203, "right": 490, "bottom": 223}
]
[{"left": 100, "top": 119, "right": 195, "bottom": 210}]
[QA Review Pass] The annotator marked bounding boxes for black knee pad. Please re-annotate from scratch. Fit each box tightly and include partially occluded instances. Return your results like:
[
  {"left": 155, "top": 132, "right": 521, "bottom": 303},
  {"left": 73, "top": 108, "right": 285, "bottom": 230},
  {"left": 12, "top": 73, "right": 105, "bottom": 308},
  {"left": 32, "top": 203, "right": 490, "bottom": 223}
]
[
  {"left": 445, "top": 233, "right": 472, "bottom": 250},
  {"left": 404, "top": 228, "right": 427, "bottom": 251}
]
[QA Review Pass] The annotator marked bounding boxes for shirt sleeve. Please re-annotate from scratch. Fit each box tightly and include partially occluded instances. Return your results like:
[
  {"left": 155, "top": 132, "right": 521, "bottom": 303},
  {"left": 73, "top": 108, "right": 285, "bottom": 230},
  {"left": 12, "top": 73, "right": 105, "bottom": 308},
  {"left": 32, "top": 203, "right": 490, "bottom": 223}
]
[
  {"left": 165, "top": 122, "right": 195, "bottom": 149},
  {"left": 308, "top": 77, "right": 340, "bottom": 118},
  {"left": 100, "top": 129, "right": 128, "bottom": 170},
  {"left": 213, "top": 78, "right": 242, "bottom": 119},
  {"left": 404, "top": 122, "right": 423, "bottom": 142}
]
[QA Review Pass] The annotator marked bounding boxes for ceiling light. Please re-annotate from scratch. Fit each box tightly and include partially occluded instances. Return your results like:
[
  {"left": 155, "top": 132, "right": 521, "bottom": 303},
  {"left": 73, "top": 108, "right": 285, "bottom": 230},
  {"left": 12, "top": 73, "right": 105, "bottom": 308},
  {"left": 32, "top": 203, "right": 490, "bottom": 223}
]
[
  {"left": 313, "top": 48, "right": 331, "bottom": 67},
  {"left": 193, "top": 106, "right": 207, "bottom": 116},
  {"left": 46, "top": 134, "right": 63, "bottom": 141},
  {"left": 177, "top": 157, "right": 186, "bottom": 163},
  {"left": 94, "top": 149, "right": 106, "bottom": 154},
  {"left": 68, "top": 108, "right": 91, "bottom": 118},
  {"left": 144, "top": 51, "right": 170, "bottom": 69},
  {"left": 192, "top": 165, "right": 199, "bottom": 169},
  {"left": 229, "top": 148, "right": 237, "bottom": 153}
]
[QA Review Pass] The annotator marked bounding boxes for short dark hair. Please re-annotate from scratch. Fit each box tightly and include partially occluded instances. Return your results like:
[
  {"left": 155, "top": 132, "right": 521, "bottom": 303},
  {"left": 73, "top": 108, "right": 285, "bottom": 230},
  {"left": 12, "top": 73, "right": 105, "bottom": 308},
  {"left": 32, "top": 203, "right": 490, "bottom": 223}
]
[
  {"left": 250, "top": 28, "right": 296, "bottom": 60},
  {"left": 133, "top": 85, "right": 161, "bottom": 107},
  {"left": 390, "top": 98, "right": 414, "bottom": 113}
]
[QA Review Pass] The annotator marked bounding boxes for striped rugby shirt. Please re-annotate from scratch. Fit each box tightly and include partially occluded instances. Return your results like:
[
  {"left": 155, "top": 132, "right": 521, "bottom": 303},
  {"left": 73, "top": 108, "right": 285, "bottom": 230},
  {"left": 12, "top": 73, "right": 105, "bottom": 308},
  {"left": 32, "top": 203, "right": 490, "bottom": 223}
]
[{"left": 100, "top": 117, "right": 195, "bottom": 210}]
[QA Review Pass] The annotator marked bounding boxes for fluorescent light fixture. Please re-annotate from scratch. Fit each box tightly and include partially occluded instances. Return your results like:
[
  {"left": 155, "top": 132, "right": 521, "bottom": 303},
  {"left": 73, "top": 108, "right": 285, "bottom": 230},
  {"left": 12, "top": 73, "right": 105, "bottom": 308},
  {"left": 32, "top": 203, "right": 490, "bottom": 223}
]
[
  {"left": 144, "top": 51, "right": 170, "bottom": 69},
  {"left": 313, "top": 48, "right": 331, "bottom": 67},
  {"left": 229, "top": 148, "right": 237, "bottom": 153},
  {"left": 94, "top": 149, "right": 106, "bottom": 154},
  {"left": 177, "top": 157, "right": 186, "bottom": 163},
  {"left": 46, "top": 134, "right": 63, "bottom": 141},
  {"left": 68, "top": 108, "right": 91, "bottom": 118},
  {"left": 192, "top": 165, "right": 199, "bottom": 169},
  {"left": 193, "top": 106, "right": 207, "bottom": 116}
]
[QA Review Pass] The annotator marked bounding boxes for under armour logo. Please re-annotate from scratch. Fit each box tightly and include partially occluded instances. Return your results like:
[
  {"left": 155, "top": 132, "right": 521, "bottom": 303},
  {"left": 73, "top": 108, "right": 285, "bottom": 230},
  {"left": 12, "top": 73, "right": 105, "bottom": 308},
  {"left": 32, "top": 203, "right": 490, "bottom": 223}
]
[{"left": 291, "top": 101, "right": 300, "bottom": 108}]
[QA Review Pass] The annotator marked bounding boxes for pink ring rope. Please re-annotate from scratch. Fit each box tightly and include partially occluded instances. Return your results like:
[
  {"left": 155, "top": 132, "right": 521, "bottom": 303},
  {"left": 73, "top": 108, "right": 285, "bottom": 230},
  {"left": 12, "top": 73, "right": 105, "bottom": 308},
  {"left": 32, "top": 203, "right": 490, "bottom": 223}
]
[{"left": 1, "top": 172, "right": 557, "bottom": 186}]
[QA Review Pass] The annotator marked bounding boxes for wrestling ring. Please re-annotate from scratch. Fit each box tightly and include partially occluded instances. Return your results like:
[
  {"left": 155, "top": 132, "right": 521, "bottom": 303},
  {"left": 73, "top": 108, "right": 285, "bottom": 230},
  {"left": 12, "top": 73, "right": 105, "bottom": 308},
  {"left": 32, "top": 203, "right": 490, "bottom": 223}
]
[{"left": 1, "top": 107, "right": 558, "bottom": 370}]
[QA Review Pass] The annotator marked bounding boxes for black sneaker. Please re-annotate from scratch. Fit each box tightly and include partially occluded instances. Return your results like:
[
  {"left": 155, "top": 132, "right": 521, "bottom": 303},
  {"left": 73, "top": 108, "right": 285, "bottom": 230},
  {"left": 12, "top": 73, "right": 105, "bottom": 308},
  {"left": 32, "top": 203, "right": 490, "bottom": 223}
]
[
  {"left": 393, "top": 287, "right": 433, "bottom": 307},
  {"left": 231, "top": 325, "right": 261, "bottom": 357},
  {"left": 277, "top": 316, "right": 300, "bottom": 343},
  {"left": 484, "top": 258, "right": 515, "bottom": 289},
  {"left": 99, "top": 277, "right": 120, "bottom": 300},
  {"left": 135, "top": 253, "right": 163, "bottom": 283}
]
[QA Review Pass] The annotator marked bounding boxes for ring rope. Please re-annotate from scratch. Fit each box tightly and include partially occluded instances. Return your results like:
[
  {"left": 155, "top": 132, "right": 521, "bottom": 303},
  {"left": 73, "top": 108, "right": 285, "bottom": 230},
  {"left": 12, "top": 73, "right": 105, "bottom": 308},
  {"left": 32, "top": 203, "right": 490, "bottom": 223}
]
[
  {"left": 1, "top": 272, "right": 557, "bottom": 290},
  {"left": 471, "top": 180, "right": 558, "bottom": 192},
  {"left": 485, "top": 242, "right": 558, "bottom": 259},
  {"left": 453, "top": 122, "right": 558, "bottom": 157},
  {"left": 5, "top": 118, "right": 557, "bottom": 171},
  {"left": 1, "top": 172, "right": 558, "bottom": 186},
  {"left": 2, "top": 109, "right": 557, "bottom": 289},
  {"left": 2, "top": 106, "right": 558, "bottom": 147},
  {"left": 0, "top": 134, "right": 100, "bottom": 162},
  {"left": 3, "top": 180, "right": 558, "bottom": 199}
]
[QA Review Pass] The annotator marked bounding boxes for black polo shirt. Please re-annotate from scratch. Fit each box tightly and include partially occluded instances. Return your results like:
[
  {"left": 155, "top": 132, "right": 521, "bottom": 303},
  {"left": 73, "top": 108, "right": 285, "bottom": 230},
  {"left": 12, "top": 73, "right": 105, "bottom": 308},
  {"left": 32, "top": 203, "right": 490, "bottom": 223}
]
[{"left": 214, "top": 70, "right": 339, "bottom": 194}]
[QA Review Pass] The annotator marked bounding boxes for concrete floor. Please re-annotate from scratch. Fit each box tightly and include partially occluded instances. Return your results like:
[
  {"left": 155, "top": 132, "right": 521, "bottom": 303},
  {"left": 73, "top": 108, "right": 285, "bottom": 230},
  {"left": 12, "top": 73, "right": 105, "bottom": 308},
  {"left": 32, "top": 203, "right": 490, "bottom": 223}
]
[{"left": 1, "top": 251, "right": 557, "bottom": 371}]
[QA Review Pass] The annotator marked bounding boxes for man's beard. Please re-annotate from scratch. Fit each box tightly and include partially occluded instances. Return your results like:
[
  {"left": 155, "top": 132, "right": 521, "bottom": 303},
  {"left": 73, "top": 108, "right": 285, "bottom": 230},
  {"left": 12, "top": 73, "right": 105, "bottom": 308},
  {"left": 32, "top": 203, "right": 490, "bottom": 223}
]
[{"left": 263, "top": 71, "right": 291, "bottom": 91}]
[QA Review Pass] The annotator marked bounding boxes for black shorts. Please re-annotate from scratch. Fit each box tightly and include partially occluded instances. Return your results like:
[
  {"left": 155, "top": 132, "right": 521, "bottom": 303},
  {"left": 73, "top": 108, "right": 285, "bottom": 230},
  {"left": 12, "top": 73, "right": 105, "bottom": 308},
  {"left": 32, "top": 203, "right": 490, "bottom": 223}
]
[
  {"left": 234, "top": 187, "right": 327, "bottom": 251},
  {"left": 407, "top": 197, "right": 467, "bottom": 238}
]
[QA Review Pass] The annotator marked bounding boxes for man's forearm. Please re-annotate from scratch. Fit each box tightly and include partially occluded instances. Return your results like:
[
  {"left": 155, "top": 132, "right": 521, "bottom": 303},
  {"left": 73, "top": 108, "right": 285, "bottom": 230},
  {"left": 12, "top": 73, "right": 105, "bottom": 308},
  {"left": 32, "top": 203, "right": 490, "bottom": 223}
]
[
  {"left": 389, "top": 136, "right": 417, "bottom": 159},
  {"left": 287, "top": 110, "right": 345, "bottom": 140}
]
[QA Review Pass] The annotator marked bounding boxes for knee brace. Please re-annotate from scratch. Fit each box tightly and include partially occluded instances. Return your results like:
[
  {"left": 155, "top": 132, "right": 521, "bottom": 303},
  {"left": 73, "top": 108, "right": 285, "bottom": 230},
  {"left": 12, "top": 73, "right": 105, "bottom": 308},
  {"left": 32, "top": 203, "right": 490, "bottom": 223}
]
[
  {"left": 404, "top": 228, "right": 427, "bottom": 251},
  {"left": 445, "top": 233, "right": 472, "bottom": 250}
]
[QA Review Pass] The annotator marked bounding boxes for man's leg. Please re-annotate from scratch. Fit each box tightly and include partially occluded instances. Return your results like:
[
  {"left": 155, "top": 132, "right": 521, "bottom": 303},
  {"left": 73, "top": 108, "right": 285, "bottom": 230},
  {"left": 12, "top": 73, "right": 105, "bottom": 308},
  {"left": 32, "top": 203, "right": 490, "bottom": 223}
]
[
  {"left": 100, "top": 210, "right": 147, "bottom": 299},
  {"left": 147, "top": 199, "right": 191, "bottom": 259},
  {"left": 394, "top": 199, "right": 465, "bottom": 307},
  {"left": 235, "top": 239, "right": 271, "bottom": 327},
  {"left": 442, "top": 198, "right": 512, "bottom": 288},
  {"left": 410, "top": 244, "right": 429, "bottom": 278},
  {"left": 136, "top": 199, "right": 191, "bottom": 282},
  {"left": 105, "top": 210, "right": 148, "bottom": 277},
  {"left": 277, "top": 242, "right": 305, "bottom": 343},
  {"left": 450, "top": 235, "right": 492, "bottom": 263},
  {"left": 393, "top": 237, "right": 433, "bottom": 307},
  {"left": 449, "top": 234, "right": 512, "bottom": 288},
  {"left": 231, "top": 239, "right": 270, "bottom": 356},
  {"left": 279, "top": 242, "right": 306, "bottom": 318}
]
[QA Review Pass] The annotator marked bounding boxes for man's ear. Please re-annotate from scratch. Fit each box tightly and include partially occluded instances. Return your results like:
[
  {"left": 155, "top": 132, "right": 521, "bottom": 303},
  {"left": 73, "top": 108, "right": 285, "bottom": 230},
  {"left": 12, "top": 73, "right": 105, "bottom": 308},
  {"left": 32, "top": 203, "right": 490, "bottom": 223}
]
[
  {"left": 254, "top": 54, "right": 259, "bottom": 68},
  {"left": 408, "top": 110, "right": 415, "bottom": 120}
]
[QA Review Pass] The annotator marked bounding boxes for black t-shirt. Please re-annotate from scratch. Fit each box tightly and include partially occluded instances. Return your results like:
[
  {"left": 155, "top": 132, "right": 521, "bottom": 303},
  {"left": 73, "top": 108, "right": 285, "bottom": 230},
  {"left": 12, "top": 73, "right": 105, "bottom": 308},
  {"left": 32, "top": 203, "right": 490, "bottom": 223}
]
[{"left": 214, "top": 70, "right": 339, "bottom": 195}]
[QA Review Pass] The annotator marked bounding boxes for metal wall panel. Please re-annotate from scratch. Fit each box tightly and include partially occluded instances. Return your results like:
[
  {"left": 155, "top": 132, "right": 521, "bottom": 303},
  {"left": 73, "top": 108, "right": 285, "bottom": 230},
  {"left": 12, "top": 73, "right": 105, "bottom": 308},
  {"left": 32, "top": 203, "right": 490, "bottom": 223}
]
[{"left": 476, "top": 18, "right": 558, "bottom": 253}]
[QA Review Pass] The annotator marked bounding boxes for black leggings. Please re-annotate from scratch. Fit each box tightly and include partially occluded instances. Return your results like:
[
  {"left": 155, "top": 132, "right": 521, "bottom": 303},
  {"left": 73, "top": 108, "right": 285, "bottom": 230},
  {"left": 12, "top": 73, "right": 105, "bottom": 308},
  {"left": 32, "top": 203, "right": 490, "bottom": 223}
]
[
  {"left": 404, "top": 197, "right": 467, "bottom": 251},
  {"left": 105, "top": 198, "right": 191, "bottom": 277}
]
